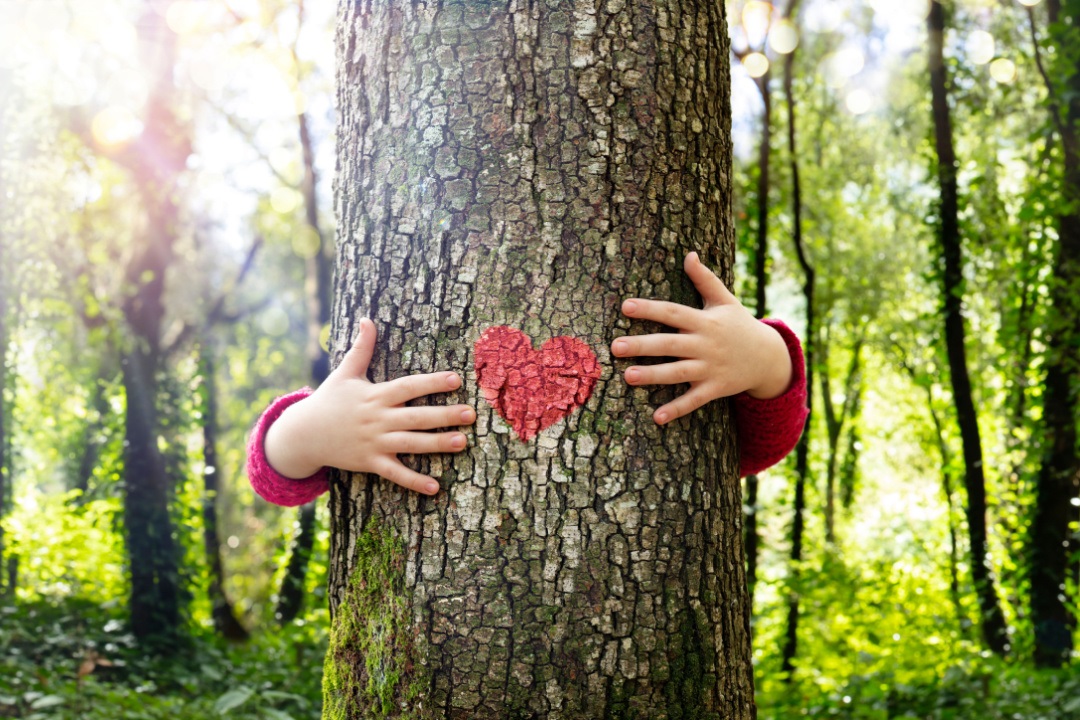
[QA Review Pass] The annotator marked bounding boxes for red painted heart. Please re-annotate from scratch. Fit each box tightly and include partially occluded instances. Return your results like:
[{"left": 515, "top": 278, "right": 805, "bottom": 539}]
[{"left": 474, "top": 326, "right": 601, "bottom": 441}]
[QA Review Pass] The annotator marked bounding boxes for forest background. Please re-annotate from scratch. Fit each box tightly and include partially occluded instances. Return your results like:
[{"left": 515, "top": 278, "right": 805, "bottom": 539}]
[{"left": 0, "top": 0, "right": 1078, "bottom": 718}]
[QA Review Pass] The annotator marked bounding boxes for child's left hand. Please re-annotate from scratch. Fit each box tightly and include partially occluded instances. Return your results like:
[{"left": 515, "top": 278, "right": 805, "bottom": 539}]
[{"left": 612, "top": 252, "right": 794, "bottom": 424}]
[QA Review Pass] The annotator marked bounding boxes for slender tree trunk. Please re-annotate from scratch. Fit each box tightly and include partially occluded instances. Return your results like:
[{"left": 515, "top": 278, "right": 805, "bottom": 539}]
[
  {"left": 819, "top": 335, "right": 862, "bottom": 544},
  {"left": 839, "top": 377, "right": 861, "bottom": 510},
  {"left": 326, "top": 2, "right": 751, "bottom": 717},
  {"left": 0, "top": 179, "right": 7, "bottom": 596},
  {"left": 924, "top": 383, "right": 968, "bottom": 633},
  {"left": 927, "top": 0, "right": 1008, "bottom": 656},
  {"left": 1029, "top": 0, "right": 1080, "bottom": 669},
  {"left": 745, "top": 69, "right": 772, "bottom": 612},
  {"left": 275, "top": 102, "right": 334, "bottom": 624},
  {"left": 119, "top": 0, "right": 190, "bottom": 641},
  {"left": 74, "top": 375, "right": 112, "bottom": 498},
  {"left": 199, "top": 345, "right": 250, "bottom": 641},
  {"left": 781, "top": 0, "right": 808, "bottom": 681}
]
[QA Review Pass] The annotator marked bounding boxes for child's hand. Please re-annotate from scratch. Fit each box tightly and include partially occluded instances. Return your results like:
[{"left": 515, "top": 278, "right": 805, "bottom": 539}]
[
  {"left": 612, "top": 252, "right": 794, "bottom": 425},
  {"left": 264, "top": 318, "right": 475, "bottom": 495}
]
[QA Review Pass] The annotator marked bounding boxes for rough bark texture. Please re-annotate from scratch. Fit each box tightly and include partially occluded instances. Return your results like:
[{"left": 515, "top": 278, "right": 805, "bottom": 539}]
[
  {"left": 927, "top": 0, "right": 1008, "bottom": 657},
  {"left": 1029, "top": 0, "right": 1080, "bottom": 669},
  {"left": 326, "top": 1, "right": 750, "bottom": 717}
]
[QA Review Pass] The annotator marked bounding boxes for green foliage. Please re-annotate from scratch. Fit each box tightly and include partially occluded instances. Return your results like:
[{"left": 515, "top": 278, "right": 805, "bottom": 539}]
[
  {"left": 0, "top": 596, "right": 325, "bottom": 720},
  {"left": 759, "top": 659, "right": 1080, "bottom": 719}
]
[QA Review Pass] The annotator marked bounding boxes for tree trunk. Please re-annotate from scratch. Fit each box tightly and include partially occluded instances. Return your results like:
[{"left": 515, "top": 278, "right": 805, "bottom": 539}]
[
  {"left": 199, "top": 345, "right": 250, "bottom": 641},
  {"left": 275, "top": 104, "right": 334, "bottom": 625},
  {"left": 745, "top": 65, "right": 772, "bottom": 613},
  {"left": 119, "top": 0, "right": 190, "bottom": 642},
  {"left": 927, "top": 0, "right": 1008, "bottom": 657},
  {"left": 325, "top": 2, "right": 751, "bottom": 717},
  {"left": 1029, "top": 0, "right": 1080, "bottom": 669},
  {"left": 781, "top": 0, "right": 808, "bottom": 681},
  {"left": 74, "top": 374, "right": 112, "bottom": 499},
  {"left": 0, "top": 158, "right": 7, "bottom": 596},
  {"left": 819, "top": 334, "right": 862, "bottom": 545}
]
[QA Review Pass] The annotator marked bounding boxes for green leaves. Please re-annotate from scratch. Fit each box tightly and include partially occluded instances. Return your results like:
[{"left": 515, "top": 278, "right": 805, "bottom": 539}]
[{"left": 214, "top": 685, "right": 254, "bottom": 715}]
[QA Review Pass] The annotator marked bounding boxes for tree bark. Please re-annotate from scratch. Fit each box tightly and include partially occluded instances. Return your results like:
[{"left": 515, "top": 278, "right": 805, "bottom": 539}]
[
  {"left": 927, "top": 0, "right": 1008, "bottom": 657},
  {"left": 1029, "top": 0, "right": 1080, "bottom": 669},
  {"left": 325, "top": 1, "right": 751, "bottom": 717},
  {"left": 781, "top": 0, "right": 808, "bottom": 681}
]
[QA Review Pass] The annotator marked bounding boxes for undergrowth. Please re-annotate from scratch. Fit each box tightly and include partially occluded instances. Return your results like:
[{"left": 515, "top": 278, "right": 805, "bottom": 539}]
[{"left": 0, "top": 597, "right": 325, "bottom": 720}]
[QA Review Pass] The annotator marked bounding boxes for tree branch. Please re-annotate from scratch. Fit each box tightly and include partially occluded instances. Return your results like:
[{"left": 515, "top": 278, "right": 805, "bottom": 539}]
[{"left": 162, "top": 235, "right": 264, "bottom": 357}]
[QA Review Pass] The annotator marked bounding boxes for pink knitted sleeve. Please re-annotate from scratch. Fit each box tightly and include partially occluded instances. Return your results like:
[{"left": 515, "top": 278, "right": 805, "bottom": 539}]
[
  {"left": 734, "top": 319, "right": 809, "bottom": 477},
  {"left": 246, "top": 388, "right": 330, "bottom": 507}
]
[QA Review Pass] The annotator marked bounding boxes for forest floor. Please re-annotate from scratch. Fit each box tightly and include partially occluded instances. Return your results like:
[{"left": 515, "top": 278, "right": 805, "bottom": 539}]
[{"left": 1, "top": 597, "right": 1078, "bottom": 719}]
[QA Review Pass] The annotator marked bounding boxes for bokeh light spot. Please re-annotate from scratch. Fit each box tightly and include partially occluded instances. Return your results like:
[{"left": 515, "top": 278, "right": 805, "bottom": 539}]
[
  {"left": 743, "top": 52, "right": 770, "bottom": 79},
  {"left": 166, "top": 1, "right": 211, "bottom": 36},
  {"left": 846, "top": 89, "right": 874, "bottom": 115},
  {"left": 824, "top": 47, "right": 865, "bottom": 87},
  {"left": 967, "top": 31, "right": 995, "bottom": 66},
  {"left": 270, "top": 187, "right": 301, "bottom": 215},
  {"left": 742, "top": 1, "right": 773, "bottom": 49},
  {"left": 91, "top": 106, "right": 143, "bottom": 148},
  {"left": 259, "top": 307, "right": 290, "bottom": 337},
  {"left": 769, "top": 20, "right": 799, "bottom": 55},
  {"left": 989, "top": 58, "right": 1017, "bottom": 84}
]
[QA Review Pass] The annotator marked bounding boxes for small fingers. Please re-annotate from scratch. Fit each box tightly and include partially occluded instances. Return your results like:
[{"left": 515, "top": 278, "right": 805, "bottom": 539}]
[
  {"left": 622, "top": 298, "right": 703, "bottom": 331},
  {"left": 388, "top": 404, "right": 476, "bottom": 431},
  {"left": 611, "top": 333, "right": 697, "bottom": 359},
  {"left": 336, "top": 318, "right": 377, "bottom": 378},
  {"left": 684, "top": 252, "right": 738, "bottom": 307},
  {"left": 624, "top": 360, "right": 707, "bottom": 387},
  {"left": 374, "top": 457, "right": 441, "bottom": 495},
  {"left": 381, "top": 371, "right": 462, "bottom": 405},
  {"left": 381, "top": 431, "right": 469, "bottom": 456},
  {"left": 654, "top": 387, "right": 714, "bottom": 425}
]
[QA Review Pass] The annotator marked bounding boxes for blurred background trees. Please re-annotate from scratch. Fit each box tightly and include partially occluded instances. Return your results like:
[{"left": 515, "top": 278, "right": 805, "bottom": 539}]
[{"left": 0, "top": 0, "right": 1077, "bottom": 717}]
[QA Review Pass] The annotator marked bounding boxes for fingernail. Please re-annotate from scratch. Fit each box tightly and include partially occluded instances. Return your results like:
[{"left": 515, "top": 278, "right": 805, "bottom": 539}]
[
  {"left": 426, "top": 482, "right": 440, "bottom": 494},
  {"left": 447, "top": 373, "right": 461, "bottom": 389},
  {"left": 612, "top": 339, "right": 627, "bottom": 356},
  {"left": 625, "top": 368, "right": 640, "bottom": 384},
  {"left": 452, "top": 434, "right": 467, "bottom": 449},
  {"left": 656, "top": 411, "right": 668, "bottom": 424},
  {"left": 461, "top": 408, "right": 475, "bottom": 423},
  {"left": 624, "top": 300, "right": 638, "bottom": 314}
]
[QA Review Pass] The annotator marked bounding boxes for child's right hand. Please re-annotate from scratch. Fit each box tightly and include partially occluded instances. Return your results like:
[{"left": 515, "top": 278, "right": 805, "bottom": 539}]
[{"left": 263, "top": 318, "right": 475, "bottom": 496}]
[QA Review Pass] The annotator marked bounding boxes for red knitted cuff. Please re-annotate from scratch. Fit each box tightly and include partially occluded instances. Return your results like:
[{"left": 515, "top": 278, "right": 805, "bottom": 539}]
[
  {"left": 734, "top": 319, "right": 809, "bottom": 477},
  {"left": 246, "top": 388, "right": 330, "bottom": 507}
]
